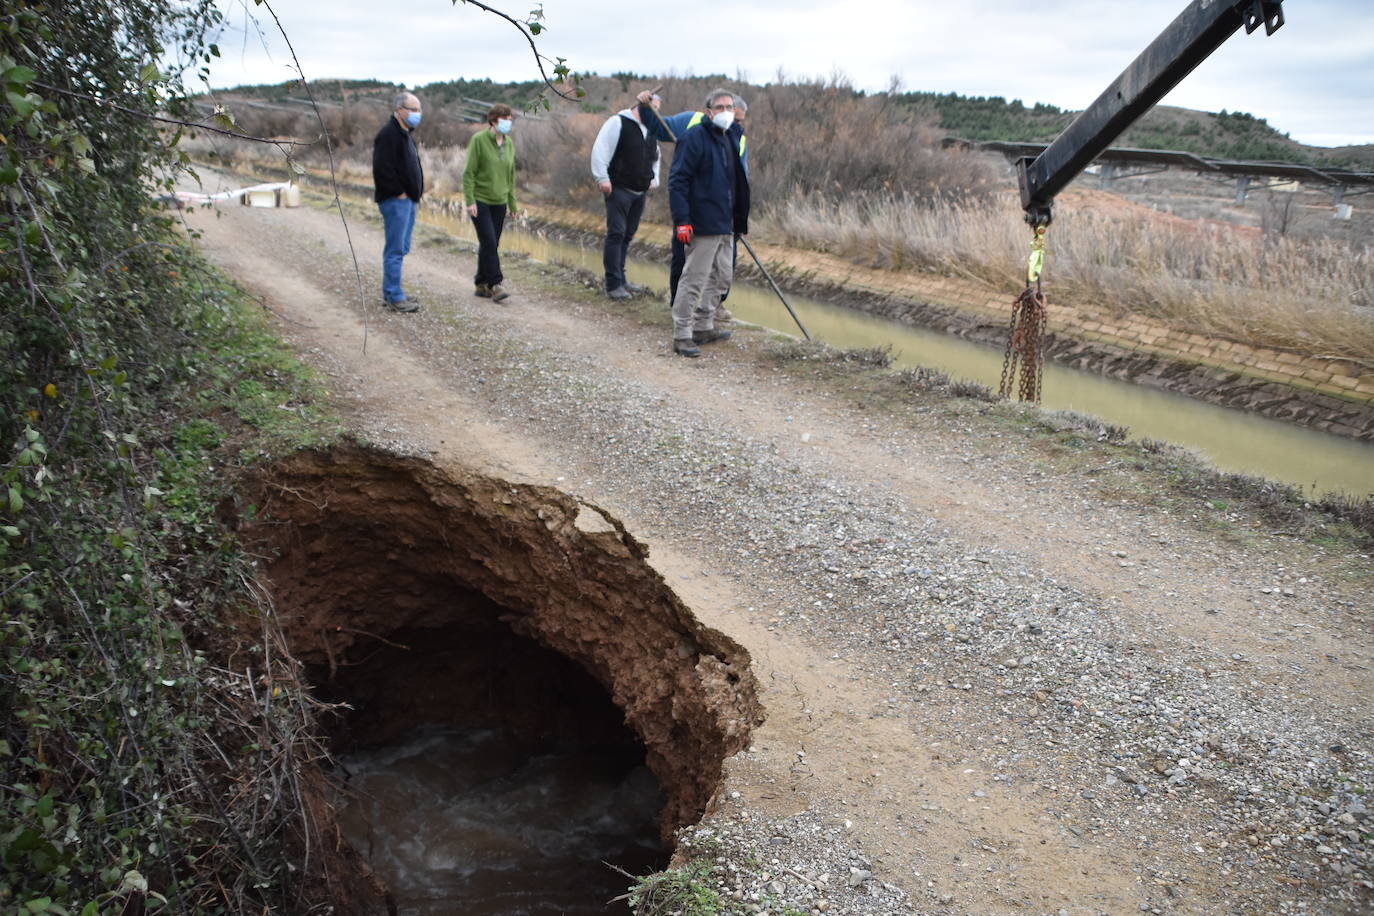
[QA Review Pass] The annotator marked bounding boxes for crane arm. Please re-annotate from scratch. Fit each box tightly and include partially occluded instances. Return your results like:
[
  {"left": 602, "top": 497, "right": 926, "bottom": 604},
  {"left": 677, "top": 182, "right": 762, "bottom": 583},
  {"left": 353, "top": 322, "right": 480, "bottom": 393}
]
[{"left": 1018, "top": 0, "right": 1285, "bottom": 226}]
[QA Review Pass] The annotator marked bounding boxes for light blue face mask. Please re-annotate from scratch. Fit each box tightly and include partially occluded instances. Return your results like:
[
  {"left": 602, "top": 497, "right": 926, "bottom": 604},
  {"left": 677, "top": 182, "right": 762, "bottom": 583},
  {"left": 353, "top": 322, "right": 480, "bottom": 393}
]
[
  {"left": 495, "top": 118, "right": 512, "bottom": 135},
  {"left": 405, "top": 111, "right": 422, "bottom": 129}
]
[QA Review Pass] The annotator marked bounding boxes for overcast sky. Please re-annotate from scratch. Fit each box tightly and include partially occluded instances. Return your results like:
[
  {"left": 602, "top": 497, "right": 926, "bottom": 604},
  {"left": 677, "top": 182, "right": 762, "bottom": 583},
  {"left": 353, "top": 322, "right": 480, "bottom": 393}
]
[{"left": 206, "top": 0, "right": 1374, "bottom": 148}]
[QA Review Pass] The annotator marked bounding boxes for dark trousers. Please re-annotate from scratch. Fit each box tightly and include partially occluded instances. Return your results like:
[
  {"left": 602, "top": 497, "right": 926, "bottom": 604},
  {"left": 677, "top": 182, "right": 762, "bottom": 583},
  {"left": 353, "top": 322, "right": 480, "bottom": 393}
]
[
  {"left": 603, "top": 186, "right": 645, "bottom": 292},
  {"left": 670, "top": 233, "right": 735, "bottom": 305},
  {"left": 471, "top": 202, "right": 507, "bottom": 287}
]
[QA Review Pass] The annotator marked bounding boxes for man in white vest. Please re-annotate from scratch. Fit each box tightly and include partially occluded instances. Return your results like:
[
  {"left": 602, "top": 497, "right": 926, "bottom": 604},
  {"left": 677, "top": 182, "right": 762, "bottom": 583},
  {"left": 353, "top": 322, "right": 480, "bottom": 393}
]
[{"left": 590, "top": 94, "right": 663, "bottom": 301}]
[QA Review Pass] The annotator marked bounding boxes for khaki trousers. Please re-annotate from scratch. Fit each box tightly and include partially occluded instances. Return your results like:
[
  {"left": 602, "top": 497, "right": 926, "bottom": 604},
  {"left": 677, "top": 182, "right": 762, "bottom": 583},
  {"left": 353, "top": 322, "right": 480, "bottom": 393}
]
[{"left": 671, "top": 233, "right": 733, "bottom": 340}]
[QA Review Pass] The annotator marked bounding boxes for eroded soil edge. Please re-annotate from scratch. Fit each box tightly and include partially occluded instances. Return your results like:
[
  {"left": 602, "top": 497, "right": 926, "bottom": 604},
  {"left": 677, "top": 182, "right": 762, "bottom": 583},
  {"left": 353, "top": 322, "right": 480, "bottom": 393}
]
[{"left": 238, "top": 445, "right": 763, "bottom": 901}]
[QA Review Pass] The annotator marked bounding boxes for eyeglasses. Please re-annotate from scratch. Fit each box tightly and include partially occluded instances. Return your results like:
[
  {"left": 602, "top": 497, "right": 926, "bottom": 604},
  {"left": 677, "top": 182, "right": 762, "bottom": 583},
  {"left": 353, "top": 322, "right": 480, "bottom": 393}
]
[{"left": 402, "top": 104, "right": 421, "bottom": 112}]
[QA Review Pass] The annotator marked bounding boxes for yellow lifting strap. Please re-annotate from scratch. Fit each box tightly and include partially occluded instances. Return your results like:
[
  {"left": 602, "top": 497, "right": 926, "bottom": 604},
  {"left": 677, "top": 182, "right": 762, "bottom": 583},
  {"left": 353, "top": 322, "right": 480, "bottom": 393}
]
[{"left": 1026, "top": 225, "right": 1047, "bottom": 287}]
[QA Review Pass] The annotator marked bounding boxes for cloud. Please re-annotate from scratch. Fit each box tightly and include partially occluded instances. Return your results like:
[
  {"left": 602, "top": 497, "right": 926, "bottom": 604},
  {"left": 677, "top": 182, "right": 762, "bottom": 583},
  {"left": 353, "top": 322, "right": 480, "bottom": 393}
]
[{"left": 205, "top": 0, "right": 1374, "bottom": 147}]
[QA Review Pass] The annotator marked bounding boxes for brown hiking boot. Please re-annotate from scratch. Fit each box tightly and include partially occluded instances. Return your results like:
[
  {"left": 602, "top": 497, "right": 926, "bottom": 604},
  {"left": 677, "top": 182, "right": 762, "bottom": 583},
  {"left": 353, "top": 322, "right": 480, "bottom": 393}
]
[
  {"left": 475, "top": 284, "right": 492, "bottom": 298},
  {"left": 692, "top": 328, "right": 732, "bottom": 345},
  {"left": 489, "top": 284, "right": 511, "bottom": 303},
  {"left": 715, "top": 305, "right": 733, "bottom": 322}
]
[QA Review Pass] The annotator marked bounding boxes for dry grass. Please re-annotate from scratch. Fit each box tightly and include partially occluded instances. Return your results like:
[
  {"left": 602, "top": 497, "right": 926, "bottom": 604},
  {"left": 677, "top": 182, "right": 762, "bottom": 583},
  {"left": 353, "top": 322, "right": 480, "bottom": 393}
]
[
  {"left": 515, "top": 113, "right": 604, "bottom": 204},
  {"left": 191, "top": 78, "right": 1374, "bottom": 364},
  {"left": 765, "top": 339, "right": 896, "bottom": 368},
  {"left": 422, "top": 144, "right": 469, "bottom": 197},
  {"left": 766, "top": 190, "right": 1374, "bottom": 361}
]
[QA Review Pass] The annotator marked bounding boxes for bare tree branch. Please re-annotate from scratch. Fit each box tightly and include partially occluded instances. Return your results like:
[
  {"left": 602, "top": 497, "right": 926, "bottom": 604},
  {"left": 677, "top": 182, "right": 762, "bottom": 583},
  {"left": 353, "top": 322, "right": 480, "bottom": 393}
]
[
  {"left": 31, "top": 80, "right": 318, "bottom": 149},
  {"left": 452, "top": 0, "right": 581, "bottom": 101},
  {"left": 252, "top": 0, "right": 374, "bottom": 348}
]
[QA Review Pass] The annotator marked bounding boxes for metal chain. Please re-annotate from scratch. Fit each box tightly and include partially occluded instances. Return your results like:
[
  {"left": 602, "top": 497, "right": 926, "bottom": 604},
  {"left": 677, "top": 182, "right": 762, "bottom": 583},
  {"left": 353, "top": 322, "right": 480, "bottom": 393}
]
[
  {"left": 1000, "top": 226, "right": 1049, "bottom": 403},
  {"left": 999, "top": 287, "right": 1048, "bottom": 403},
  {"left": 998, "top": 303, "right": 1019, "bottom": 398}
]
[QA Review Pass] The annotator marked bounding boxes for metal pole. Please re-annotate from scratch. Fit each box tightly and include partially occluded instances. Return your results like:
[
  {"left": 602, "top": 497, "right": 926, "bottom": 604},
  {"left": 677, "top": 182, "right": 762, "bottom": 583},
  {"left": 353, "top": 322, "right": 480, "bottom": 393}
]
[
  {"left": 640, "top": 84, "right": 677, "bottom": 142},
  {"left": 736, "top": 234, "right": 811, "bottom": 341}
]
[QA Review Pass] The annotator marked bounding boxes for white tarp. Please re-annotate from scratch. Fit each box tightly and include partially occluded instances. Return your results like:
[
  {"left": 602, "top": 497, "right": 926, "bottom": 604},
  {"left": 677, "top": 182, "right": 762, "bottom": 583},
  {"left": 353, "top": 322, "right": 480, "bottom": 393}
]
[{"left": 171, "top": 181, "right": 297, "bottom": 206}]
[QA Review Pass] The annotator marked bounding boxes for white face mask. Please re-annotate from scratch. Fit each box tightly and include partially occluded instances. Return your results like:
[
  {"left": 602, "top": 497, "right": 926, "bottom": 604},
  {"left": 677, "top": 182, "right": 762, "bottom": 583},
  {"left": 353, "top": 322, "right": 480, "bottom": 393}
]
[{"left": 711, "top": 110, "right": 735, "bottom": 131}]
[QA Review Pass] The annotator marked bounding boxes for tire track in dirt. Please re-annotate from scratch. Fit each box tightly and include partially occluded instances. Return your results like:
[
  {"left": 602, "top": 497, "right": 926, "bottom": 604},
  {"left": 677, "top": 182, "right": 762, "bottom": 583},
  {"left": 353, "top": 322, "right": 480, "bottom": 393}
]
[{"left": 186, "top": 195, "right": 1372, "bottom": 914}]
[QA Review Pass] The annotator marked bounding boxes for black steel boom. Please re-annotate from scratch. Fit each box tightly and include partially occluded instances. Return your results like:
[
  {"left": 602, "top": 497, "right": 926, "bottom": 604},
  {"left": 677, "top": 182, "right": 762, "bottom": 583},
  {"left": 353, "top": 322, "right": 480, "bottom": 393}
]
[{"left": 1018, "top": 0, "right": 1284, "bottom": 226}]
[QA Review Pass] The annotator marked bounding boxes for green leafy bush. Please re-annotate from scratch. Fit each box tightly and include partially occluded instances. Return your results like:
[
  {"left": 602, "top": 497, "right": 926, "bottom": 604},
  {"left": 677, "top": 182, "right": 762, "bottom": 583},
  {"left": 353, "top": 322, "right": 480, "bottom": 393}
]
[{"left": 1, "top": 2, "right": 334, "bottom": 911}]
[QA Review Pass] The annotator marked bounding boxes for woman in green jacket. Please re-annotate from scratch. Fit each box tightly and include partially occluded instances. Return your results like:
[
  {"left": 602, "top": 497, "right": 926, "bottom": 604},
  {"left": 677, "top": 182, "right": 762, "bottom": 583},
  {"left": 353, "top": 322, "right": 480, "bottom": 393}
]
[{"left": 463, "top": 103, "right": 518, "bottom": 302}]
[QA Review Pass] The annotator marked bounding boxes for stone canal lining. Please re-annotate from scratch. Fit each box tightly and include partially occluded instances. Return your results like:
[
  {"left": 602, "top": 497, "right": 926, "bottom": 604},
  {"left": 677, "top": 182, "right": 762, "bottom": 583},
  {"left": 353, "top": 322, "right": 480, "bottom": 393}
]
[{"left": 525, "top": 203, "right": 1374, "bottom": 441}]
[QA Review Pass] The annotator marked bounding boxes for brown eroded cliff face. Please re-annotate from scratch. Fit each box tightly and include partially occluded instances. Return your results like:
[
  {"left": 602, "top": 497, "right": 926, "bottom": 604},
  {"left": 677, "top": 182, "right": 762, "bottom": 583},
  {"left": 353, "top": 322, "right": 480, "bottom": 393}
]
[{"left": 239, "top": 444, "right": 762, "bottom": 843}]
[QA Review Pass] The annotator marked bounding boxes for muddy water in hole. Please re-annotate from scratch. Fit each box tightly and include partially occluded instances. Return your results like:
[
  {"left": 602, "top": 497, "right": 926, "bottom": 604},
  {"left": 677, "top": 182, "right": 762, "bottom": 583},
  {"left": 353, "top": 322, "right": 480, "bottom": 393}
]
[
  {"left": 416, "top": 206, "right": 1373, "bottom": 498},
  {"left": 336, "top": 727, "right": 665, "bottom": 915}
]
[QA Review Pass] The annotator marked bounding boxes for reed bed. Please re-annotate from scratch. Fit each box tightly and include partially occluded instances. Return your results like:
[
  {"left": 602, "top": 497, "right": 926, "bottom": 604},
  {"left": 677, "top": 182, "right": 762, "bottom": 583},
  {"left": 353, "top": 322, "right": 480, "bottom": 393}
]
[{"left": 766, "top": 191, "right": 1374, "bottom": 361}]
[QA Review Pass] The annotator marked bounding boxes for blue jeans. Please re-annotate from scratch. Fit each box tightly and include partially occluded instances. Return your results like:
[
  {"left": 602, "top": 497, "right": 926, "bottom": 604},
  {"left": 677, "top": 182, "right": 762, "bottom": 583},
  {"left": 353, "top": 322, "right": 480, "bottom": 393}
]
[
  {"left": 603, "top": 186, "right": 645, "bottom": 292},
  {"left": 378, "top": 196, "right": 417, "bottom": 302}
]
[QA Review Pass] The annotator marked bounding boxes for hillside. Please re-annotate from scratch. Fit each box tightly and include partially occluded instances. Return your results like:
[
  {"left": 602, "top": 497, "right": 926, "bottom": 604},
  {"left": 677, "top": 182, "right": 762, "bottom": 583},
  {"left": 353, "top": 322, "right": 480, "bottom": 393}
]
[
  {"left": 208, "top": 73, "right": 732, "bottom": 117},
  {"left": 898, "top": 91, "right": 1374, "bottom": 168},
  {"left": 208, "top": 76, "right": 1374, "bottom": 169}
]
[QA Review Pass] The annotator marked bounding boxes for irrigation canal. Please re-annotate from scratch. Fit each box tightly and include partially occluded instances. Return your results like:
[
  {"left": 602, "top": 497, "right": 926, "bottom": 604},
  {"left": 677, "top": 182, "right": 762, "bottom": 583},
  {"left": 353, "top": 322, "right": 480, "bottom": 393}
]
[{"left": 416, "top": 207, "right": 1374, "bottom": 499}]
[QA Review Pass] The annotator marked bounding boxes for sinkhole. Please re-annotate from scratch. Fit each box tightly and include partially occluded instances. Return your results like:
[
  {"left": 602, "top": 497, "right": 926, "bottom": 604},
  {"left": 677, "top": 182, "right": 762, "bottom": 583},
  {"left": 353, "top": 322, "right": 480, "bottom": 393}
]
[{"left": 240, "top": 445, "right": 762, "bottom": 914}]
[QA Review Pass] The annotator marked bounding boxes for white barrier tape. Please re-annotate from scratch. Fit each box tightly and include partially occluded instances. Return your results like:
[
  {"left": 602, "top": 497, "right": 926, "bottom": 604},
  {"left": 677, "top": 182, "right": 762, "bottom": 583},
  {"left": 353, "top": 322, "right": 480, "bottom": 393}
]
[{"left": 172, "top": 181, "right": 293, "bottom": 205}]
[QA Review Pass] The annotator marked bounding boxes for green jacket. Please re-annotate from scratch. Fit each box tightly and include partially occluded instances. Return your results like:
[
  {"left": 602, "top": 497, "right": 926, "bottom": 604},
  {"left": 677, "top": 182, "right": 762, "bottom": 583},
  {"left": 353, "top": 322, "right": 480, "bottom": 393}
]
[{"left": 463, "top": 129, "right": 517, "bottom": 210}]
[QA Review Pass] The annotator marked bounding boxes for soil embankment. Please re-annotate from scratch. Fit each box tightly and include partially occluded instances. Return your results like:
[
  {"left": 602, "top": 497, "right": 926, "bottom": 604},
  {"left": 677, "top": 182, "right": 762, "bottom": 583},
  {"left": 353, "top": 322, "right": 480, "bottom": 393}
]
[
  {"left": 241, "top": 446, "right": 760, "bottom": 838},
  {"left": 521, "top": 201, "right": 1374, "bottom": 441},
  {"left": 189, "top": 195, "right": 1373, "bottom": 915}
]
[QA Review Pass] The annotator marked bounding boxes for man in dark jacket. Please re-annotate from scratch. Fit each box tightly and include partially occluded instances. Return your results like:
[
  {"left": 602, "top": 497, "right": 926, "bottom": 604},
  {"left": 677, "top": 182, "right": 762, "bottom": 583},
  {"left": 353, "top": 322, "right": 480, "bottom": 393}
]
[
  {"left": 372, "top": 91, "right": 424, "bottom": 312},
  {"left": 638, "top": 90, "right": 748, "bottom": 316},
  {"left": 667, "top": 89, "right": 750, "bottom": 357}
]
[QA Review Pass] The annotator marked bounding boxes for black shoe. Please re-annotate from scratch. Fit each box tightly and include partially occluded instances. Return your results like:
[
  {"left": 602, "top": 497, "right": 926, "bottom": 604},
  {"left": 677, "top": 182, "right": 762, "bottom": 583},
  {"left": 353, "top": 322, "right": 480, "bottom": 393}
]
[
  {"left": 383, "top": 298, "right": 419, "bottom": 313},
  {"left": 692, "top": 328, "right": 732, "bottom": 345},
  {"left": 673, "top": 338, "right": 701, "bottom": 358}
]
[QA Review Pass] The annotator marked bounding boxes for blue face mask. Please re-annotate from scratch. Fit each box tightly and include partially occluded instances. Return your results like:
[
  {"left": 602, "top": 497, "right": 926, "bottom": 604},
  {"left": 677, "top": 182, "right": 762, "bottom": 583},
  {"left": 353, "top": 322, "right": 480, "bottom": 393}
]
[
  {"left": 495, "top": 118, "right": 512, "bottom": 135},
  {"left": 405, "top": 111, "right": 422, "bottom": 129}
]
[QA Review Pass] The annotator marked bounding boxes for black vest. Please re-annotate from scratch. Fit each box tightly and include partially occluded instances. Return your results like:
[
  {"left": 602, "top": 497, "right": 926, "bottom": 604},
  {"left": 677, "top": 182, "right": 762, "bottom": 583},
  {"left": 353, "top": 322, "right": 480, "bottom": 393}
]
[{"left": 607, "top": 115, "right": 658, "bottom": 193}]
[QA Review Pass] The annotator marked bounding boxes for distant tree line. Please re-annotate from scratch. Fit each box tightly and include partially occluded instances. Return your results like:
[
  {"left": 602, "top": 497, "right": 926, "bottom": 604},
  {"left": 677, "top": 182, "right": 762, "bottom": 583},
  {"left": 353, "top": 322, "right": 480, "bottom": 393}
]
[
  {"left": 896, "top": 91, "right": 1373, "bottom": 168},
  {"left": 204, "top": 77, "right": 1373, "bottom": 171}
]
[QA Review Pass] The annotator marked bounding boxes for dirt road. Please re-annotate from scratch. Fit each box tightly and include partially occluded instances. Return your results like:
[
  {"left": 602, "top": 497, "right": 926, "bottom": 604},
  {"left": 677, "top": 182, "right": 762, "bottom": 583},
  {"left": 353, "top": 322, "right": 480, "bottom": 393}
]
[{"left": 187, "top": 194, "right": 1372, "bottom": 915}]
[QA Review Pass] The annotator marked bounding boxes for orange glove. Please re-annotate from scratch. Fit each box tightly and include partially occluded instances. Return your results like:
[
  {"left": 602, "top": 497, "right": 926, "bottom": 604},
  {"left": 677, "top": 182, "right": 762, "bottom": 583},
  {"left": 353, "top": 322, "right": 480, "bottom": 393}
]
[{"left": 675, "top": 224, "right": 694, "bottom": 245}]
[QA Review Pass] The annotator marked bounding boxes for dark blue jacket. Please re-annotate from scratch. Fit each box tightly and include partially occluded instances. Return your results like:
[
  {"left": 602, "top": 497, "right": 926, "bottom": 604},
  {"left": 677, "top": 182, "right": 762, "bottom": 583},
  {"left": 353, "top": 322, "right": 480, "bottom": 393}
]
[
  {"left": 651, "top": 108, "right": 749, "bottom": 175},
  {"left": 668, "top": 119, "right": 750, "bottom": 236}
]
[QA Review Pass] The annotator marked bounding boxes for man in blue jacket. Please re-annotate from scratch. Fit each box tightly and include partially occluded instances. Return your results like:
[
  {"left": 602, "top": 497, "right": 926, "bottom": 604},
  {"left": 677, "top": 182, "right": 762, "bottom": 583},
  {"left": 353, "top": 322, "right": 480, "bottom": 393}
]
[
  {"left": 372, "top": 91, "right": 425, "bottom": 312},
  {"left": 667, "top": 89, "right": 750, "bottom": 357},
  {"left": 639, "top": 91, "right": 748, "bottom": 315}
]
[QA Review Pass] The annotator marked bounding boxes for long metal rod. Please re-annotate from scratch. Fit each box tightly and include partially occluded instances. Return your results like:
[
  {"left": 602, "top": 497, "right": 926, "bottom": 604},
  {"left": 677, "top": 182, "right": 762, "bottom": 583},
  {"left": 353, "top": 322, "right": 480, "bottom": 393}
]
[
  {"left": 1019, "top": 0, "right": 1283, "bottom": 225},
  {"left": 736, "top": 234, "right": 811, "bottom": 341},
  {"left": 642, "top": 85, "right": 678, "bottom": 142}
]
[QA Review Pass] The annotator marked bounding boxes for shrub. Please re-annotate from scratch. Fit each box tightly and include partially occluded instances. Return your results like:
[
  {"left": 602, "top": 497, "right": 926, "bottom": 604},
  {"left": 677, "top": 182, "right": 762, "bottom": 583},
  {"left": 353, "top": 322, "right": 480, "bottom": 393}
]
[{"left": 2, "top": 1, "right": 331, "bottom": 911}]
